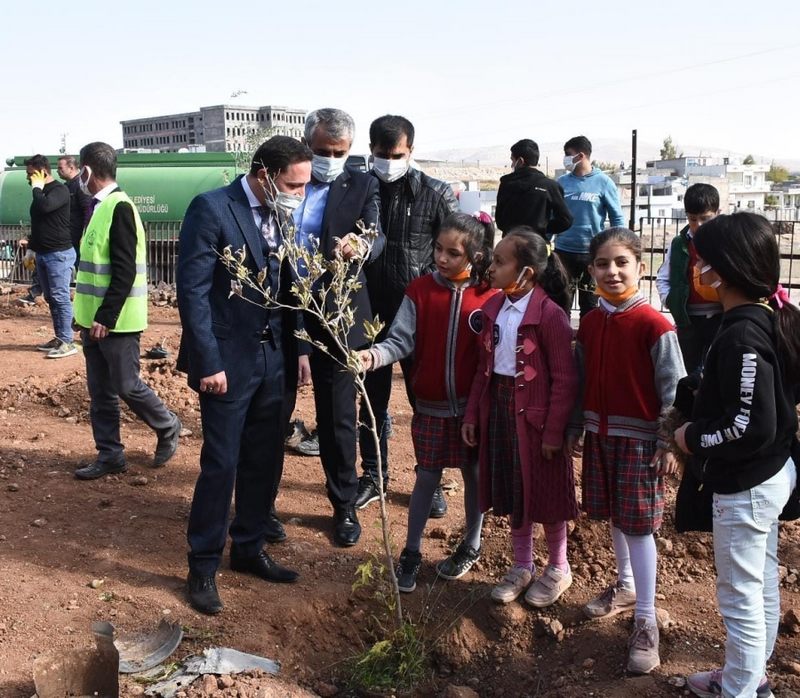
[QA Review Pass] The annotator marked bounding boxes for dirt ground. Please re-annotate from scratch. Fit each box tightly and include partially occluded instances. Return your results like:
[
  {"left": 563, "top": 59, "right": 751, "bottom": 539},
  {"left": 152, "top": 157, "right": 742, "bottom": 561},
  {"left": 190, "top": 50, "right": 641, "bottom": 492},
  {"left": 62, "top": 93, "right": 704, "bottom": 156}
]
[{"left": 1, "top": 293, "right": 800, "bottom": 698}]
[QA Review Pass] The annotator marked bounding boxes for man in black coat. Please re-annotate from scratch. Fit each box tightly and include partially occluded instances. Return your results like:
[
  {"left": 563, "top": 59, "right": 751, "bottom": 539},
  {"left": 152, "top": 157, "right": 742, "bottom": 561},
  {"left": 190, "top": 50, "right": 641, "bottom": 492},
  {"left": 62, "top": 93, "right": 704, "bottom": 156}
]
[
  {"left": 355, "top": 114, "right": 458, "bottom": 512},
  {"left": 495, "top": 139, "right": 572, "bottom": 238},
  {"left": 294, "top": 108, "right": 384, "bottom": 547}
]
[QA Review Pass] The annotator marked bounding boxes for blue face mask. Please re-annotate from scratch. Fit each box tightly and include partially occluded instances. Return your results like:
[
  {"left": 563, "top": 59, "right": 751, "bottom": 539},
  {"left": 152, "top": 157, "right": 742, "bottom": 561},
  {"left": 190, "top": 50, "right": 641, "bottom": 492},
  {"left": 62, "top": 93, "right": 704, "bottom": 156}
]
[{"left": 311, "top": 154, "right": 346, "bottom": 183}]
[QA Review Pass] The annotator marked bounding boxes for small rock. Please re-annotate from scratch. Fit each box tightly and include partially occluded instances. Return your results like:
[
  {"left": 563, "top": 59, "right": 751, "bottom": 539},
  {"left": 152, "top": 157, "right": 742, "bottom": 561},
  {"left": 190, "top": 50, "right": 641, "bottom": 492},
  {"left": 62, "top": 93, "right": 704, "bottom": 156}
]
[
  {"left": 688, "top": 541, "right": 709, "bottom": 559},
  {"left": 89, "top": 579, "right": 104, "bottom": 589},
  {"left": 7, "top": 483, "right": 19, "bottom": 492},
  {"left": 534, "top": 617, "right": 564, "bottom": 641},
  {"left": 656, "top": 608, "right": 673, "bottom": 630},
  {"left": 31, "top": 518, "right": 47, "bottom": 528},
  {"left": 443, "top": 686, "right": 479, "bottom": 698},
  {"left": 179, "top": 428, "right": 193, "bottom": 437},
  {"left": 128, "top": 685, "right": 145, "bottom": 696},
  {"left": 656, "top": 537, "right": 673, "bottom": 554},
  {"left": 199, "top": 674, "right": 217, "bottom": 693},
  {"left": 57, "top": 407, "right": 71, "bottom": 418},
  {"left": 783, "top": 608, "right": 800, "bottom": 634},
  {"left": 130, "top": 476, "right": 148, "bottom": 486},
  {"left": 65, "top": 416, "right": 78, "bottom": 425},
  {"left": 429, "top": 526, "right": 449, "bottom": 540},
  {"left": 99, "top": 498, "right": 113, "bottom": 508},
  {"left": 218, "top": 674, "right": 235, "bottom": 688},
  {"left": 668, "top": 676, "right": 686, "bottom": 687},
  {"left": 581, "top": 658, "right": 595, "bottom": 670},
  {"left": 315, "top": 681, "right": 338, "bottom": 697},
  {"left": 787, "top": 661, "right": 800, "bottom": 676},
  {"left": 287, "top": 517, "right": 303, "bottom": 525}
]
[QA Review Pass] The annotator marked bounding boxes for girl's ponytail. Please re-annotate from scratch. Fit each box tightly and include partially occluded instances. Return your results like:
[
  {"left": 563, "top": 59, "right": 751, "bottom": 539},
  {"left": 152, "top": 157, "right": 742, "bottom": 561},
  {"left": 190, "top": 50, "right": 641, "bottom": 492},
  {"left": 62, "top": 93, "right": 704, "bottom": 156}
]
[
  {"left": 769, "top": 285, "right": 800, "bottom": 383},
  {"left": 538, "top": 249, "right": 571, "bottom": 315}
]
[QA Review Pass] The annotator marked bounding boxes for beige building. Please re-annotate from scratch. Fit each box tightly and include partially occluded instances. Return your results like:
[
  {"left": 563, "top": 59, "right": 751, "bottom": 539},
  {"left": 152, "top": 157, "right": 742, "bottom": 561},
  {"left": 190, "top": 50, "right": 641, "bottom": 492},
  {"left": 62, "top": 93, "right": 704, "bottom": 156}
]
[{"left": 121, "top": 104, "right": 307, "bottom": 153}]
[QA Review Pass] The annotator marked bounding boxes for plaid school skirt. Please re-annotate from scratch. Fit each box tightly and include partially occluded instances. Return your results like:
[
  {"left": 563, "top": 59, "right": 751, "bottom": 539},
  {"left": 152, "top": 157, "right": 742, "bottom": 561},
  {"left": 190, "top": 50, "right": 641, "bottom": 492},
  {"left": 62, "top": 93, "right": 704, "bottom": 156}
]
[
  {"left": 412, "top": 413, "right": 472, "bottom": 471},
  {"left": 487, "top": 375, "right": 579, "bottom": 528},
  {"left": 581, "top": 431, "right": 664, "bottom": 535}
]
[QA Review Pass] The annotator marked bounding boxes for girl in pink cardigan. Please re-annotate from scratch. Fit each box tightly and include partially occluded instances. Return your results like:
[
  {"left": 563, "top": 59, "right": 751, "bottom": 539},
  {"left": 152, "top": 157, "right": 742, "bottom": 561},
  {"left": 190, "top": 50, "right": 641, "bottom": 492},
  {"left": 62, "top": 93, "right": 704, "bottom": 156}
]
[{"left": 462, "top": 226, "right": 579, "bottom": 607}]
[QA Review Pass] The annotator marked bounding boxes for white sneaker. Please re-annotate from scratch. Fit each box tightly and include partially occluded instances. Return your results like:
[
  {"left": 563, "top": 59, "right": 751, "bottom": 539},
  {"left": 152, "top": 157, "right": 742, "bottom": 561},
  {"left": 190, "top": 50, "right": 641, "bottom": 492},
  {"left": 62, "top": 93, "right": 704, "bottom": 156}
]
[
  {"left": 524, "top": 565, "right": 573, "bottom": 607},
  {"left": 491, "top": 566, "right": 532, "bottom": 604}
]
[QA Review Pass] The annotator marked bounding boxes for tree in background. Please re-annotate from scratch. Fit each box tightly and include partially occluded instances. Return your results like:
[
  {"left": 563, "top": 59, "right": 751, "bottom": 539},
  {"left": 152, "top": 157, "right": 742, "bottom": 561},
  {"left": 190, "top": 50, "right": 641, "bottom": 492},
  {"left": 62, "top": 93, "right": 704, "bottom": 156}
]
[
  {"left": 660, "top": 136, "right": 680, "bottom": 160},
  {"left": 767, "top": 161, "right": 790, "bottom": 183},
  {"left": 592, "top": 160, "right": 619, "bottom": 173},
  {"left": 743, "top": 154, "right": 756, "bottom": 165}
]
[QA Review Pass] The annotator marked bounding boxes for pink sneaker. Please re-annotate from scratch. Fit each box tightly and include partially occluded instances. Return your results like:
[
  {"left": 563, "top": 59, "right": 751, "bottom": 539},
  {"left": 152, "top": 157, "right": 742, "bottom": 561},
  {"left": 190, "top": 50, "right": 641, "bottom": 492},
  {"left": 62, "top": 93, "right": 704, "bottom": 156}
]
[{"left": 686, "top": 668, "right": 773, "bottom": 697}]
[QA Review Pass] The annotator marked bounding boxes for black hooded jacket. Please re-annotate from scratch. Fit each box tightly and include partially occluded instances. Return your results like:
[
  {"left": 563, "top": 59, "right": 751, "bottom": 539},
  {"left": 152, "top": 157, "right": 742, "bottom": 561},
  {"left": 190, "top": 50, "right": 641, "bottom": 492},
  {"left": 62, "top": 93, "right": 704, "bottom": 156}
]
[
  {"left": 685, "top": 303, "right": 799, "bottom": 493},
  {"left": 495, "top": 167, "right": 572, "bottom": 238}
]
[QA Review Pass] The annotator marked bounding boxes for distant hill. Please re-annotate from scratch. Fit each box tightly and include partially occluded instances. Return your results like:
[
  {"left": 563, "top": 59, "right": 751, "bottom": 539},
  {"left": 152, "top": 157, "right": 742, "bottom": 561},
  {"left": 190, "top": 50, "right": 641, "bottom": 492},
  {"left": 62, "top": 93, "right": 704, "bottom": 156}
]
[{"left": 417, "top": 138, "right": 800, "bottom": 174}]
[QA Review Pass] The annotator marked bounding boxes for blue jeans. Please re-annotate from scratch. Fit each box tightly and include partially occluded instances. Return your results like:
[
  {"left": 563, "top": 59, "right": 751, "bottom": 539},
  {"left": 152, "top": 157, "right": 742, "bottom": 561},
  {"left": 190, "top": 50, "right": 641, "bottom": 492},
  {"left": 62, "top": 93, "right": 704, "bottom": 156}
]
[
  {"left": 37, "top": 248, "right": 76, "bottom": 344},
  {"left": 713, "top": 458, "right": 796, "bottom": 697}
]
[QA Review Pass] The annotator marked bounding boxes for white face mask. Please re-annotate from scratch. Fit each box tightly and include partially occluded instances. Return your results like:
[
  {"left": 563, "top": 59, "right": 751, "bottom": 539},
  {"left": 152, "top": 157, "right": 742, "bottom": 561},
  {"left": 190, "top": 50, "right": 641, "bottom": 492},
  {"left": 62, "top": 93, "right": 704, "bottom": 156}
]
[
  {"left": 275, "top": 192, "right": 303, "bottom": 212},
  {"left": 79, "top": 165, "right": 92, "bottom": 195},
  {"left": 563, "top": 155, "right": 577, "bottom": 173},
  {"left": 372, "top": 156, "right": 409, "bottom": 183},
  {"left": 699, "top": 264, "right": 722, "bottom": 289},
  {"left": 311, "top": 154, "right": 346, "bottom": 183}
]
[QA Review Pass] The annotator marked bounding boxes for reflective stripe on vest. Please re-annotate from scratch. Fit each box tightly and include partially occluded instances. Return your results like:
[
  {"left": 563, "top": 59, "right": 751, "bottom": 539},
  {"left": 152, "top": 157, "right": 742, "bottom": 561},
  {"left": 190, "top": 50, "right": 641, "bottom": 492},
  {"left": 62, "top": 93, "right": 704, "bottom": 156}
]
[{"left": 74, "top": 191, "right": 148, "bottom": 332}]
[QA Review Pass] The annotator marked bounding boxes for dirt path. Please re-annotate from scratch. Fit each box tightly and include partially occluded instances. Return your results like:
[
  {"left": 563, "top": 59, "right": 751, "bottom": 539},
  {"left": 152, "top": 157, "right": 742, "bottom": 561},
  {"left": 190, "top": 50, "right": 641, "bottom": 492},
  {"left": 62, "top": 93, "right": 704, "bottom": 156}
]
[{"left": 1, "top": 297, "right": 799, "bottom": 697}]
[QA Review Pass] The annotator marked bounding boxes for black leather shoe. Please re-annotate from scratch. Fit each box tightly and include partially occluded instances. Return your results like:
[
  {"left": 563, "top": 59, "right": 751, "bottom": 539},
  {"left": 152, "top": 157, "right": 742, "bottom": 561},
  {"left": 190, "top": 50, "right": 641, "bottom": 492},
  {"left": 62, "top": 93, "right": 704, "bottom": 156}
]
[
  {"left": 74, "top": 459, "right": 127, "bottom": 480},
  {"left": 187, "top": 572, "right": 223, "bottom": 615},
  {"left": 354, "top": 474, "right": 385, "bottom": 509},
  {"left": 264, "top": 507, "right": 287, "bottom": 544},
  {"left": 230, "top": 549, "right": 298, "bottom": 583},
  {"left": 333, "top": 505, "right": 362, "bottom": 547},
  {"left": 153, "top": 413, "right": 181, "bottom": 467},
  {"left": 430, "top": 485, "right": 448, "bottom": 519}
]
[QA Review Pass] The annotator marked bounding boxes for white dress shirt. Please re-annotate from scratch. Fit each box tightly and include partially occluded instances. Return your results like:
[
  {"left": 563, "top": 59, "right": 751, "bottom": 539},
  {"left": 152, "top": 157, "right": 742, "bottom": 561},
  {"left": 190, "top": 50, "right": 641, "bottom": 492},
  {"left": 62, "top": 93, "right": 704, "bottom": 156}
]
[{"left": 493, "top": 289, "right": 533, "bottom": 376}]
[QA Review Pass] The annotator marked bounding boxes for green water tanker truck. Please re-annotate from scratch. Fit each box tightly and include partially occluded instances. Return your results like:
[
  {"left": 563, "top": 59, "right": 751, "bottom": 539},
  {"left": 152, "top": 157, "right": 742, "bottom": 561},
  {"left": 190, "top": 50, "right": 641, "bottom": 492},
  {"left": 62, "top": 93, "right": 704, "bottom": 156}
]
[{"left": 0, "top": 152, "right": 243, "bottom": 226}]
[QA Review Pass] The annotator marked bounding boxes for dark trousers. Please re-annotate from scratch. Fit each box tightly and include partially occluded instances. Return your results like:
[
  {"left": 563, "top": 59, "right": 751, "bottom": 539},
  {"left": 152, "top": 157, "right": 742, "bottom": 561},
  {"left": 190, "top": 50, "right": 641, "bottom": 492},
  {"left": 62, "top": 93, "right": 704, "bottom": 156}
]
[
  {"left": 187, "top": 343, "right": 285, "bottom": 576},
  {"left": 677, "top": 314, "right": 723, "bottom": 377},
  {"left": 82, "top": 330, "right": 175, "bottom": 464},
  {"left": 556, "top": 249, "right": 597, "bottom": 317},
  {"left": 358, "top": 355, "right": 415, "bottom": 482},
  {"left": 309, "top": 348, "right": 358, "bottom": 509}
]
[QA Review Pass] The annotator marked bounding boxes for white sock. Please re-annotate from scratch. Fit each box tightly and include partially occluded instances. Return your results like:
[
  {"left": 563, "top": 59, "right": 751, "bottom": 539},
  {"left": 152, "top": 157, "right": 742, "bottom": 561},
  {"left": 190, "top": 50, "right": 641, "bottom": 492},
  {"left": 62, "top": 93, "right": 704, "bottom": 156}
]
[
  {"left": 624, "top": 532, "right": 657, "bottom": 623},
  {"left": 610, "top": 524, "right": 635, "bottom": 591}
]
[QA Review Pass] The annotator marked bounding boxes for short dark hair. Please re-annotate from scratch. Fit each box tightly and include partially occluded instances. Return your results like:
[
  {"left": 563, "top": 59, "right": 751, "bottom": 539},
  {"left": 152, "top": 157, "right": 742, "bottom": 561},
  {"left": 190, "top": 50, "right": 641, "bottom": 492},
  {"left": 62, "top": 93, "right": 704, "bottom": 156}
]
[
  {"left": 369, "top": 115, "right": 415, "bottom": 150},
  {"left": 564, "top": 135, "right": 592, "bottom": 157},
  {"left": 510, "top": 139, "right": 539, "bottom": 167},
  {"left": 58, "top": 155, "right": 78, "bottom": 169},
  {"left": 79, "top": 142, "right": 117, "bottom": 179},
  {"left": 24, "top": 154, "right": 51, "bottom": 173},
  {"left": 250, "top": 136, "right": 313, "bottom": 176},
  {"left": 684, "top": 183, "right": 720, "bottom": 214}
]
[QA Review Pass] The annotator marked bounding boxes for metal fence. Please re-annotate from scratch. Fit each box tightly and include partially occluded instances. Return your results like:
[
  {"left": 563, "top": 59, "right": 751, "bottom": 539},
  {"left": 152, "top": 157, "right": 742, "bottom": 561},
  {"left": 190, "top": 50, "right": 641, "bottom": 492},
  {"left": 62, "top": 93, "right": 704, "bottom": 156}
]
[
  {"left": 636, "top": 217, "right": 800, "bottom": 307},
  {"left": 3, "top": 218, "right": 800, "bottom": 304},
  {"left": 0, "top": 221, "right": 183, "bottom": 287}
]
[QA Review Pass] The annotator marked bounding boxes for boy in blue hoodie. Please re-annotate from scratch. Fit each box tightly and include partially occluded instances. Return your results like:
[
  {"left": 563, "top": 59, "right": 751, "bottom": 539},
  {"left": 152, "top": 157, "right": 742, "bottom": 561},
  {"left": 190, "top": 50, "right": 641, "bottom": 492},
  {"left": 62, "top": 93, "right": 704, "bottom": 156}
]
[{"left": 555, "top": 135, "right": 625, "bottom": 317}]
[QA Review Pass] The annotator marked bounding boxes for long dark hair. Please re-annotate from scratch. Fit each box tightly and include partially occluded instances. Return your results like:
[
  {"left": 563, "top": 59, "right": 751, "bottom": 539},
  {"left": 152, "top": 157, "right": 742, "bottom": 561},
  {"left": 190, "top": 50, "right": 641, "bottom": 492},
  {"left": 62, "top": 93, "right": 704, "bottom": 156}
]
[
  {"left": 438, "top": 212, "right": 494, "bottom": 289},
  {"left": 505, "top": 226, "right": 570, "bottom": 313},
  {"left": 694, "top": 212, "right": 800, "bottom": 382},
  {"left": 589, "top": 226, "right": 642, "bottom": 262}
]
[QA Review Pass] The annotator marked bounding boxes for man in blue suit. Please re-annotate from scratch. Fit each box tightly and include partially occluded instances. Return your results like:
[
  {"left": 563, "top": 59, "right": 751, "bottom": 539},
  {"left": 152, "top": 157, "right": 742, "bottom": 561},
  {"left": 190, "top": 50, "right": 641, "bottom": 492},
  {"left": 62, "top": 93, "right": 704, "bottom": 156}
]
[
  {"left": 292, "top": 108, "right": 384, "bottom": 547},
  {"left": 177, "top": 136, "right": 312, "bottom": 615}
]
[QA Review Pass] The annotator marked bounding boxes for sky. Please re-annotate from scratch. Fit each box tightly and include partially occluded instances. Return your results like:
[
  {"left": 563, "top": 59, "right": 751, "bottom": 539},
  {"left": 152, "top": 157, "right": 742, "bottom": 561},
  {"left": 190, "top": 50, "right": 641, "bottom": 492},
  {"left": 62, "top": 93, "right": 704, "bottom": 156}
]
[{"left": 2, "top": 0, "right": 800, "bottom": 165}]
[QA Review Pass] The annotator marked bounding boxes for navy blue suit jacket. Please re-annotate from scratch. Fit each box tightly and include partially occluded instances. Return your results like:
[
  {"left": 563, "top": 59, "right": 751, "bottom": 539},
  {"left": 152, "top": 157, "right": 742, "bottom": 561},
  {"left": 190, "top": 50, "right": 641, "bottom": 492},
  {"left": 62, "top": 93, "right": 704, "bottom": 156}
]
[{"left": 176, "top": 176, "right": 298, "bottom": 395}]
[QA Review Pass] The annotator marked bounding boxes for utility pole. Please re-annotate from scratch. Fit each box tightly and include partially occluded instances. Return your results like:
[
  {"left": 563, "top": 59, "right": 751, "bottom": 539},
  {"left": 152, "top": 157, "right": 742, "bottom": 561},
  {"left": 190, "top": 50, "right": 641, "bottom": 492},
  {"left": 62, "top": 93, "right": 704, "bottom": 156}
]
[{"left": 629, "top": 129, "right": 638, "bottom": 230}]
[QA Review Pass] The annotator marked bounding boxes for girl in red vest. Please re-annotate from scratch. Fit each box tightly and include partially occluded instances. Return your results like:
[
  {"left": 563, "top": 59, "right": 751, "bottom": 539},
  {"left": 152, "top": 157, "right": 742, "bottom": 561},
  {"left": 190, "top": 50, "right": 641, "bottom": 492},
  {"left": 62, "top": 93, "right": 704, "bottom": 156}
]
[
  {"left": 462, "top": 227, "right": 579, "bottom": 608},
  {"left": 360, "top": 212, "right": 497, "bottom": 593},
  {"left": 574, "top": 227, "right": 684, "bottom": 675}
]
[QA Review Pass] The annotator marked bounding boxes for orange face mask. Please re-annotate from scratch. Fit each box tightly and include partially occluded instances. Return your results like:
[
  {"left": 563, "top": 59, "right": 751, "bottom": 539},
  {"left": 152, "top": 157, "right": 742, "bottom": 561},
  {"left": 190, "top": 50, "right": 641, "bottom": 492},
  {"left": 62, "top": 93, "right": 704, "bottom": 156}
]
[
  {"left": 447, "top": 268, "right": 472, "bottom": 282},
  {"left": 504, "top": 267, "right": 532, "bottom": 295},
  {"left": 692, "top": 266, "right": 720, "bottom": 302},
  {"left": 594, "top": 285, "right": 639, "bottom": 303}
]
